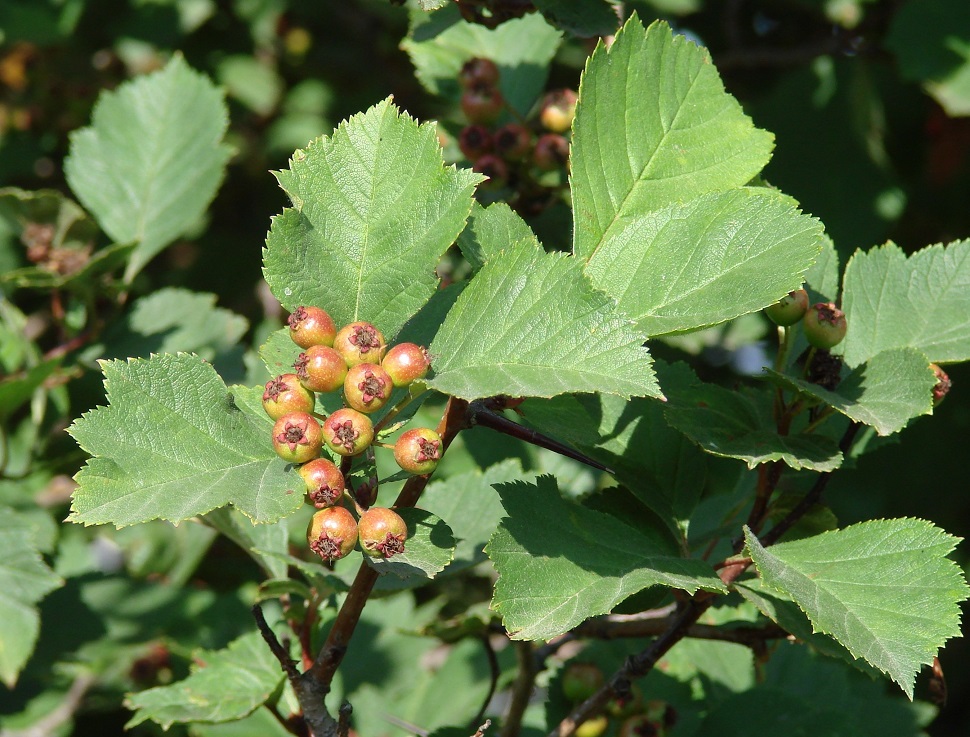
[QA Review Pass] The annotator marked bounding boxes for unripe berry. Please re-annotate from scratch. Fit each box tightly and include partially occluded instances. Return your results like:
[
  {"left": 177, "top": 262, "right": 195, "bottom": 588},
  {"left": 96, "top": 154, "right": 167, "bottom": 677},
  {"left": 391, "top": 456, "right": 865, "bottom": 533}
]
[
  {"left": 294, "top": 345, "right": 348, "bottom": 393},
  {"left": 298, "top": 458, "right": 345, "bottom": 508},
  {"left": 561, "top": 662, "right": 604, "bottom": 703},
  {"left": 617, "top": 715, "right": 659, "bottom": 737},
  {"left": 288, "top": 306, "right": 336, "bottom": 348},
  {"left": 575, "top": 716, "right": 608, "bottom": 737},
  {"left": 459, "top": 57, "right": 500, "bottom": 90},
  {"left": 357, "top": 507, "right": 408, "bottom": 558},
  {"left": 539, "top": 88, "right": 577, "bottom": 133},
  {"left": 765, "top": 288, "right": 809, "bottom": 326},
  {"left": 494, "top": 123, "right": 532, "bottom": 161},
  {"left": 803, "top": 302, "right": 847, "bottom": 349},
  {"left": 344, "top": 363, "right": 393, "bottom": 414},
  {"left": 393, "top": 428, "right": 442, "bottom": 474},
  {"left": 533, "top": 133, "right": 569, "bottom": 171},
  {"left": 931, "top": 363, "right": 952, "bottom": 406},
  {"left": 458, "top": 124, "right": 493, "bottom": 160},
  {"left": 333, "top": 321, "right": 387, "bottom": 367},
  {"left": 262, "top": 373, "right": 315, "bottom": 420},
  {"left": 324, "top": 408, "right": 374, "bottom": 456},
  {"left": 272, "top": 412, "right": 322, "bottom": 464},
  {"left": 607, "top": 683, "right": 644, "bottom": 718},
  {"left": 307, "top": 506, "right": 358, "bottom": 562},
  {"left": 461, "top": 84, "right": 504, "bottom": 125},
  {"left": 382, "top": 343, "right": 431, "bottom": 387},
  {"left": 473, "top": 154, "right": 509, "bottom": 188}
]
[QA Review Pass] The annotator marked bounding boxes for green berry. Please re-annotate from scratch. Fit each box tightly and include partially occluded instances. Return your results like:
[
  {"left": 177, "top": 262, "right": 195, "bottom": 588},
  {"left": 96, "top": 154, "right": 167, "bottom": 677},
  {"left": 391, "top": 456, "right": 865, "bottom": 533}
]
[
  {"left": 575, "top": 716, "right": 608, "bottom": 737},
  {"left": 382, "top": 343, "right": 431, "bottom": 387},
  {"left": 344, "top": 363, "right": 393, "bottom": 414},
  {"left": 561, "top": 662, "right": 604, "bottom": 703},
  {"left": 333, "top": 321, "right": 387, "bottom": 367},
  {"left": 324, "top": 408, "right": 374, "bottom": 456},
  {"left": 539, "top": 88, "right": 577, "bottom": 133},
  {"left": 393, "top": 428, "right": 442, "bottom": 475},
  {"left": 298, "top": 458, "right": 345, "bottom": 508},
  {"left": 307, "top": 506, "right": 358, "bottom": 562},
  {"left": 272, "top": 412, "right": 322, "bottom": 464},
  {"left": 262, "top": 373, "right": 315, "bottom": 420},
  {"left": 803, "top": 302, "right": 847, "bottom": 349},
  {"left": 765, "top": 288, "right": 809, "bottom": 326},
  {"left": 357, "top": 507, "right": 408, "bottom": 558},
  {"left": 288, "top": 306, "right": 336, "bottom": 348},
  {"left": 294, "top": 345, "right": 348, "bottom": 393}
]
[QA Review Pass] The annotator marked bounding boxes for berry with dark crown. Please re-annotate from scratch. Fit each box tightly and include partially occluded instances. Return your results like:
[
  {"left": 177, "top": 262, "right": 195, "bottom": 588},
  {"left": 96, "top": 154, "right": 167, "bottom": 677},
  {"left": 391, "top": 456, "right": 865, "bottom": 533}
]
[
  {"left": 298, "top": 458, "right": 346, "bottom": 508},
  {"left": 307, "top": 506, "right": 358, "bottom": 562},
  {"left": 803, "top": 302, "right": 848, "bottom": 349},
  {"left": 324, "top": 408, "right": 374, "bottom": 456},
  {"left": 459, "top": 57, "right": 500, "bottom": 90},
  {"left": 262, "top": 373, "right": 315, "bottom": 420},
  {"left": 458, "top": 124, "right": 493, "bottom": 160},
  {"left": 333, "top": 321, "right": 386, "bottom": 367},
  {"left": 294, "top": 345, "right": 348, "bottom": 393},
  {"left": 473, "top": 154, "right": 509, "bottom": 188},
  {"left": 494, "top": 123, "right": 532, "bottom": 161},
  {"left": 272, "top": 411, "right": 322, "bottom": 464},
  {"left": 393, "top": 428, "right": 442, "bottom": 474},
  {"left": 461, "top": 84, "right": 504, "bottom": 125},
  {"left": 344, "top": 363, "right": 393, "bottom": 414},
  {"left": 358, "top": 507, "right": 408, "bottom": 558},
  {"left": 533, "top": 133, "right": 569, "bottom": 171},
  {"left": 287, "top": 305, "right": 336, "bottom": 348}
]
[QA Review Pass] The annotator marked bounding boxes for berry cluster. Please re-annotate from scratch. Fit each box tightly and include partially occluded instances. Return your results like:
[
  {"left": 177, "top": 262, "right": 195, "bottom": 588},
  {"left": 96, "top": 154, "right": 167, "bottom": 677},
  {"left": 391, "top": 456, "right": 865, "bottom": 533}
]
[
  {"left": 560, "top": 663, "right": 676, "bottom": 737},
  {"left": 457, "top": 56, "right": 575, "bottom": 214},
  {"left": 765, "top": 288, "right": 849, "bottom": 350},
  {"left": 261, "top": 305, "right": 443, "bottom": 563}
]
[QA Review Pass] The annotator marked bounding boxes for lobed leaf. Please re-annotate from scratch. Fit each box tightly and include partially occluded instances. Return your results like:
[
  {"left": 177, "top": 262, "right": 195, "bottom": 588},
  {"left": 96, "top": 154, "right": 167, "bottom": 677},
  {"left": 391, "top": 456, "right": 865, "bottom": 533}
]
[
  {"left": 64, "top": 55, "right": 231, "bottom": 281},
  {"left": 427, "top": 239, "right": 661, "bottom": 400},
  {"left": 840, "top": 240, "right": 970, "bottom": 367},
  {"left": 263, "top": 98, "right": 481, "bottom": 339},
  {"left": 457, "top": 201, "right": 538, "bottom": 272},
  {"left": 745, "top": 520, "right": 969, "bottom": 697},
  {"left": 486, "top": 477, "right": 725, "bottom": 640},
  {"left": 125, "top": 631, "right": 285, "bottom": 728},
  {"left": 68, "top": 354, "right": 301, "bottom": 528}
]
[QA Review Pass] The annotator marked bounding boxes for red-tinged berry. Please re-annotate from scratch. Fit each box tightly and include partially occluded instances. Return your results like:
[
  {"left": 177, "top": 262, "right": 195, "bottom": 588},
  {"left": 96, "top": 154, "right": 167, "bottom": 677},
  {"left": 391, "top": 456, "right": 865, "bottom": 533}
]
[
  {"left": 324, "top": 408, "right": 374, "bottom": 456},
  {"left": 262, "top": 373, "right": 315, "bottom": 420},
  {"left": 617, "top": 716, "right": 659, "bottom": 737},
  {"left": 295, "top": 345, "right": 348, "bottom": 393},
  {"left": 333, "top": 321, "right": 386, "bottom": 367},
  {"left": 393, "top": 428, "right": 442, "bottom": 474},
  {"left": 382, "top": 343, "right": 431, "bottom": 387},
  {"left": 561, "top": 662, "right": 605, "bottom": 703},
  {"left": 344, "top": 363, "right": 393, "bottom": 414},
  {"left": 461, "top": 84, "right": 504, "bottom": 125},
  {"left": 931, "top": 363, "right": 952, "bottom": 406},
  {"left": 307, "top": 506, "right": 358, "bottom": 562},
  {"left": 765, "top": 288, "right": 809, "bottom": 326},
  {"left": 539, "top": 88, "right": 577, "bottom": 133},
  {"left": 288, "top": 305, "right": 336, "bottom": 348},
  {"left": 494, "top": 123, "right": 532, "bottom": 161},
  {"left": 459, "top": 57, "right": 500, "bottom": 90},
  {"left": 272, "top": 412, "right": 322, "bottom": 464},
  {"left": 458, "top": 124, "right": 493, "bottom": 160},
  {"left": 803, "top": 302, "right": 847, "bottom": 349},
  {"left": 607, "top": 682, "right": 644, "bottom": 718},
  {"left": 358, "top": 507, "right": 408, "bottom": 558},
  {"left": 473, "top": 154, "right": 509, "bottom": 188},
  {"left": 575, "top": 716, "right": 608, "bottom": 737},
  {"left": 298, "top": 458, "right": 345, "bottom": 508},
  {"left": 533, "top": 133, "right": 569, "bottom": 171}
]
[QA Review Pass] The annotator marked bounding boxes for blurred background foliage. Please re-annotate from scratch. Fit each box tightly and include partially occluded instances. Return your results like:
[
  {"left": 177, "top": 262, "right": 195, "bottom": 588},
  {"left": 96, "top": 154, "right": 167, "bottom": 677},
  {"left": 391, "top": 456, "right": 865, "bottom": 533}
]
[{"left": 0, "top": 0, "right": 968, "bottom": 734}]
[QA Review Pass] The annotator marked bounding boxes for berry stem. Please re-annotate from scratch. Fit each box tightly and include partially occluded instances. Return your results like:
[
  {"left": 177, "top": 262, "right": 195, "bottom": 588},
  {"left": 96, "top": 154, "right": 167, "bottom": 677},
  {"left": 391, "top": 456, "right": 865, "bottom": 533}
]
[{"left": 372, "top": 389, "right": 420, "bottom": 434}]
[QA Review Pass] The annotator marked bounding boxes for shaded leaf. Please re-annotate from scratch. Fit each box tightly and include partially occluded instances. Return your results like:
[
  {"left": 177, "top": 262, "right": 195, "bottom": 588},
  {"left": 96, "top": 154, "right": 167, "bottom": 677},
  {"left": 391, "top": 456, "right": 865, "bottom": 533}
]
[
  {"left": 533, "top": 0, "right": 620, "bottom": 37},
  {"left": 263, "top": 98, "right": 480, "bottom": 339},
  {"left": 745, "top": 520, "right": 969, "bottom": 697}
]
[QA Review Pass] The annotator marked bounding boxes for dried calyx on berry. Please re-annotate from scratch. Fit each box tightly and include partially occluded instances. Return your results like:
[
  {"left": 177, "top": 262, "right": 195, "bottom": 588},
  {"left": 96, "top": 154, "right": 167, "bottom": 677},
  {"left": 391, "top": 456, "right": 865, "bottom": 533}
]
[
  {"left": 307, "top": 506, "right": 358, "bottom": 562},
  {"left": 458, "top": 124, "right": 493, "bottom": 160},
  {"left": 324, "top": 408, "right": 375, "bottom": 456},
  {"left": 262, "top": 373, "right": 315, "bottom": 420},
  {"left": 533, "top": 133, "right": 569, "bottom": 171},
  {"left": 334, "top": 321, "right": 386, "bottom": 366},
  {"left": 393, "top": 428, "right": 442, "bottom": 474},
  {"left": 288, "top": 305, "right": 336, "bottom": 348},
  {"left": 272, "top": 411, "right": 322, "bottom": 464},
  {"left": 461, "top": 84, "right": 505, "bottom": 125},
  {"left": 473, "top": 154, "right": 509, "bottom": 188},
  {"left": 358, "top": 507, "right": 408, "bottom": 558},
  {"left": 765, "top": 288, "right": 809, "bottom": 326},
  {"left": 803, "top": 302, "right": 847, "bottom": 349},
  {"left": 294, "top": 345, "right": 348, "bottom": 393},
  {"left": 494, "top": 123, "right": 532, "bottom": 161},
  {"left": 931, "top": 363, "right": 952, "bottom": 406},
  {"left": 298, "top": 458, "right": 345, "bottom": 508},
  {"left": 344, "top": 363, "right": 393, "bottom": 413},
  {"left": 459, "top": 57, "right": 500, "bottom": 90}
]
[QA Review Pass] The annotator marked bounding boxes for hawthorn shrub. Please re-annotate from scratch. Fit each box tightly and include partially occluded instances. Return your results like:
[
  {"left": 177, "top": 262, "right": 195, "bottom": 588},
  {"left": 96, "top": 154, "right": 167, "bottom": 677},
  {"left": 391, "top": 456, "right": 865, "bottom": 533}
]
[{"left": 1, "top": 3, "right": 970, "bottom": 737}]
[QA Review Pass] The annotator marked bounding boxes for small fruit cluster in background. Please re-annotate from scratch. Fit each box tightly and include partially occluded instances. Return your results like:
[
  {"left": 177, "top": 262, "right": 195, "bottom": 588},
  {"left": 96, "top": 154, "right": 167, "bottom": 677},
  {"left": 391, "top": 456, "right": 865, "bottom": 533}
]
[
  {"left": 561, "top": 663, "right": 677, "bottom": 737},
  {"left": 261, "top": 305, "right": 441, "bottom": 563},
  {"left": 456, "top": 56, "right": 575, "bottom": 214}
]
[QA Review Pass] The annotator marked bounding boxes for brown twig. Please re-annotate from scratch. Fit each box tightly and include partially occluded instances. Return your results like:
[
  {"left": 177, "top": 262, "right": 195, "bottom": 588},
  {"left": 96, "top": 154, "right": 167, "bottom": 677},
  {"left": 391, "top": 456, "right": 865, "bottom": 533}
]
[
  {"left": 501, "top": 641, "right": 536, "bottom": 737},
  {"left": 473, "top": 635, "right": 501, "bottom": 730}
]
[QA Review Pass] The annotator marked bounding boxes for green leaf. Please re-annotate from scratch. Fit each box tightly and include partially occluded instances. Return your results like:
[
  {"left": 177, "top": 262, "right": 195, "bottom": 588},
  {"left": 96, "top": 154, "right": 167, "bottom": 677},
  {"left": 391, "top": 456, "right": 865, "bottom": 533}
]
[
  {"left": 420, "top": 459, "right": 527, "bottom": 572},
  {"left": 403, "top": 6, "right": 562, "bottom": 115},
  {"left": 68, "top": 354, "right": 302, "bottom": 527},
  {"left": 763, "top": 348, "right": 937, "bottom": 436},
  {"left": 744, "top": 520, "right": 969, "bottom": 697},
  {"left": 457, "top": 201, "right": 538, "bottom": 272},
  {"left": 533, "top": 0, "right": 620, "bottom": 37},
  {"left": 0, "top": 508, "right": 62, "bottom": 687},
  {"left": 584, "top": 188, "right": 823, "bottom": 336},
  {"left": 885, "top": 0, "right": 970, "bottom": 116},
  {"left": 90, "top": 288, "right": 248, "bottom": 362},
  {"left": 486, "top": 477, "right": 725, "bottom": 640},
  {"left": 263, "top": 98, "right": 481, "bottom": 339},
  {"left": 64, "top": 55, "right": 231, "bottom": 281},
  {"left": 0, "top": 187, "right": 98, "bottom": 252},
  {"left": 125, "top": 631, "right": 285, "bottom": 728},
  {"left": 661, "top": 363, "right": 842, "bottom": 471},
  {"left": 427, "top": 239, "right": 660, "bottom": 400},
  {"left": 363, "top": 508, "right": 456, "bottom": 582},
  {"left": 523, "top": 394, "right": 706, "bottom": 534},
  {"left": 840, "top": 240, "right": 970, "bottom": 367},
  {"left": 571, "top": 17, "right": 774, "bottom": 261},
  {"left": 0, "top": 358, "right": 61, "bottom": 421},
  {"left": 805, "top": 235, "right": 840, "bottom": 304}
]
